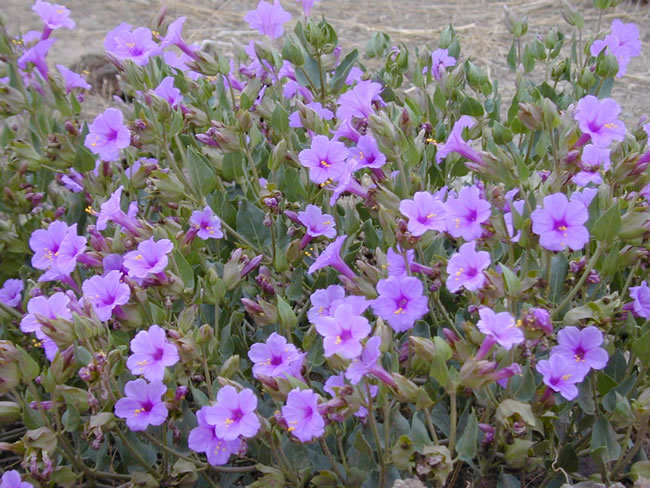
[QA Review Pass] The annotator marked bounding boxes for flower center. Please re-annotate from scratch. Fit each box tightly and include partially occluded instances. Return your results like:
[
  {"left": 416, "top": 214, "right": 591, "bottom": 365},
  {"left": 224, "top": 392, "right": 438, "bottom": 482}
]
[
  {"left": 270, "top": 355, "right": 283, "bottom": 366},
  {"left": 573, "top": 347, "right": 585, "bottom": 362},
  {"left": 319, "top": 160, "right": 330, "bottom": 168}
]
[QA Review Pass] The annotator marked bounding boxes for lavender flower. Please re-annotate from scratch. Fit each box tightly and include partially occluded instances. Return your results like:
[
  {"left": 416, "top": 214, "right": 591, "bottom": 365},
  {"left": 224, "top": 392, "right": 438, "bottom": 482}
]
[
  {"left": 551, "top": 326, "right": 608, "bottom": 379},
  {"left": 531, "top": 193, "right": 589, "bottom": 251},
  {"left": 445, "top": 186, "right": 491, "bottom": 241},
  {"left": 17, "top": 38, "right": 55, "bottom": 80},
  {"left": 476, "top": 307, "right": 524, "bottom": 352},
  {"left": 629, "top": 281, "right": 650, "bottom": 318},
  {"left": 590, "top": 20, "right": 641, "bottom": 77},
  {"left": 0, "top": 470, "right": 33, "bottom": 488},
  {"left": 296, "top": 0, "right": 321, "bottom": 16},
  {"left": 425, "top": 48, "right": 456, "bottom": 80},
  {"left": 281, "top": 388, "right": 325, "bottom": 442},
  {"left": 314, "top": 304, "right": 371, "bottom": 358},
  {"left": 573, "top": 144, "right": 611, "bottom": 186},
  {"left": 163, "top": 51, "right": 201, "bottom": 80},
  {"left": 244, "top": 0, "right": 292, "bottom": 40},
  {"left": 248, "top": 332, "right": 304, "bottom": 380},
  {"left": 84, "top": 108, "right": 131, "bottom": 162},
  {"left": 336, "top": 80, "right": 385, "bottom": 122},
  {"left": 205, "top": 386, "right": 260, "bottom": 441},
  {"left": 574, "top": 95, "right": 626, "bottom": 147},
  {"left": 0, "top": 279, "right": 24, "bottom": 308},
  {"left": 307, "top": 235, "right": 358, "bottom": 280},
  {"left": 56, "top": 64, "right": 91, "bottom": 93},
  {"left": 20, "top": 292, "right": 71, "bottom": 335},
  {"left": 524, "top": 307, "right": 553, "bottom": 335},
  {"left": 536, "top": 354, "right": 583, "bottom": 401},
  {"left": 349, "top": 134, "right": 387, "bottom": 169},
  {"left": 123, "top": 237, "right": 174, "bottom": 279},
  {"left": 446, "top": 241, "right": 491, "bottom": 293},
  {"left": 308, "top": 285, "right": 345, "bottom": 322},
  {"left": 153, "top": 76, "right": 183, "bottom": 108},
  {"left": 29, "top": 221, "right": 86, "bottom": 280},
  {"left": 114, "top": 379, "right": 168, "bottom": 431},
  {"left": 324, "top": 374, "right": 376, "bottom": 418},
  {"left": 399, "top": 191, "right": 447, "bottom": 236},
  {"left": 82, "top": 270, "right": 130, "bottom": 321},
  {"left": 299, "top": 135, "right": 348, "bottom": 185},
  {"left": 160, "top": 17, "right": 199, "bottom": 60},
  {"left": 345, "top": 336, "right": 395, "bottom": 387},
  {"left": 190, "top": 206, "right": 224, "bottom": 240},
  {"left": 126, "top": 324, "right": 179, "bottom": 382},
  {"left": 289, "top": 102, "right": 333, "bottom": 129},
  {"left": 188, "top": 407, "right": 243, "bottom": 465},
  {"left": 104, "top": 23, "right": 160, "bottom": 66},
  {"left": 32, "top": 1, "right": 74, "bottom": 32},
  {"left": 297, "top": 204, "right": 336, "bottom": 248},
  {"left": 435, "top": 116, "right": 484, "bottom": 166},
  {"left": 372, "top": 276, "right": 428, "bottom": 332},
  {"left": 92, "top": 186, "right": 141, "bottom": 235}
]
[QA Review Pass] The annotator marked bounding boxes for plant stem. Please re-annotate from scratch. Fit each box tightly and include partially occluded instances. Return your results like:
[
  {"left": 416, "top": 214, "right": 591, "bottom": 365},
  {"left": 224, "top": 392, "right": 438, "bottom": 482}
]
[
  {"left": 114, "top": 429, "right": 161, "bottom": 480},
  {"left": 320, "top": 437, "right": 346, "bottom": 485},
  {"left": 423, "top": 409, "right": 440, "bottom": 444},
  {"left": 448, "top": 389, "right": 458, "bottom": 456},
  {"left": 364, "top": 383, "right": 386, "bottom": 487}
]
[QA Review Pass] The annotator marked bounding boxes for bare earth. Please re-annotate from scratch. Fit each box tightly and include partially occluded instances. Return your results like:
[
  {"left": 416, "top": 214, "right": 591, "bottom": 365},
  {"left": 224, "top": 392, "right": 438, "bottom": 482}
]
[{"left": 1, "top": 0, "right": 649, "bottom": 120}]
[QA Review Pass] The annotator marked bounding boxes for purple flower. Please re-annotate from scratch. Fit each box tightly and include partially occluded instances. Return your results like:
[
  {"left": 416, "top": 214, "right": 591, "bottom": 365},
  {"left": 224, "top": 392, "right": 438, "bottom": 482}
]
[
  {"left": 163, "top": 51, "right": 201, "bottom": 80},
  {"left": 32, "top": 1, "right": 75, "bottom": 33},
  {"left": 629, "top": 281, "right": 650, "bottom": 318},
  {"left": 299, "top": 135, "right": 348, "bottom": 185},
  {"left": 114, "top": 379, "right": 168, "bottom": 431},
  {"left": 296, "top": 0, "right": 321, "bottom": 16},
  {"left": 92, "top": 186, "right": 141, "bottom": 236},
  {"left": 425, "top": 48, "right": 456, "bottom": 80},
  {"left": 248, "top": 332, "right": 305, "bottom": 380},
  {"left": 284, "top": 79, "right": 314, "bottom": 101},
  {"left": 503, "top": 200, "right": 525, "bottom": 243},
  {"left": 308, "top": 285, "right": 345, "bottom": 322},
  {"left": 123, "top": 237, "right": 174, "bottom": 279},
  {"left": 188, "top": 407, "right": 243, "bottom": 466},
  {"left": 476, "top": 307, "right": 524, "bottom": 351},
  {"left": 281, "top": 388, "right": 325, "bottom": 442},
  {"left": 531, "top": 193, "right": 589, "bottom": 252},
  {"left": 126, "top": 324, "right": 179, "bottom": 382},
  {"left": 244, "top": 0, "right": 292, "bottom": 40},
  {"left": 314, "top": 304, "right": 371, "bottom": 358},
  {"left": 372, "top": 276, "right": 428, "bottom": 332},
  {"left": 399, "top": 191, "right": 447, "bottom": 237},
  {"left": 573, "top": 144, "right": 611, "bottom": 186},
  {"left": 153, "top": 76, "right": 182, "bottom": 108},
  {"left": 445, "top": 186, "right": 491, "bottom": 241},
  {"left": 308, "top": 235, "right": 358, "bottom": 280},
  {"left": 61, "top": 169, "right": 83, "bottom": 192},
  {"left": 345, "top": 336, "right": 394, "bottom": 387},
  {"left": 20, "top": 292, "right": 71, "bottom": 334},
  {"left": 435, "top": 116, "right": 484, "bottom": 166},
  {"left": 160, "top": 17, "right": 199, "bottom": 60},
  {"left": 0, "top": 279, "right": 24, "bottom": 308},
  {"left": 536, "top": 354, "right": 583, "bottom": 401},
  {"left": 104, "top": 24, "right": 160, "bottom": 66},
  {"left": 324, "top": 374, "right": 376, "bottom": 418},
  {"left": 349, "top": 135, "right": 386, "bottom": 169},
  {"left": 17, "top": 38, "right": 55, "bottom": 80},
  {"left": 446, "top": 241, "right": 490, "bottom": 293},
  {"left": 289, "top": 102, "right": 333, "bottom": 129},
  {"left": 29, "top": 221, "right": 86, "bottom": 278},
  {"left": 190, "top": 206, "right": 224, "bottom": 240},
  {"left": 551, "top": 326, "right": 608, "bottom": 379},
  {"left": 84, "top": 108, "right": 131, "bottom": 162},
  {"left": 590, "top": 20, "right": 641, "bottom": 77},
  {"left": 336, "top": 80, "right": 385, "bottom": 122},
  {"left": 82, "top": 270, "right": 130, "bottom": 322},
  {"left": 0, "top": 470, "right": 33, "bottom": 488},
  {"left": 524, "top": 307, "right": 553, "bottom": 335},
  {"left": 56, "top": 64, "right": 91, "bottom": 93},
  {"left": 574, "top": 95, "right": 626, "bottom": 147},
  {"left": 325, "top": 159, "right": 370, "bottom": 206},
  {"left": 204, "top": 386, "right": 260, "bottom": 441},
  {"left": 297, "top": 205, "right": 336, "bottom": 248}
]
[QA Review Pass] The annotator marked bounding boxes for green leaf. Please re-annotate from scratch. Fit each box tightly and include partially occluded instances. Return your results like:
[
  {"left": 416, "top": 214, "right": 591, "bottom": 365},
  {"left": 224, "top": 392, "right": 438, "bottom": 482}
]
[
  {"left": 456, "top": 410, "right": 478, "bottom": 462},
  {"left": 549, "top": 253, "right": 568, "bottom": 304},
  {"left": 236, "top": 200, "right": 271, "bottom": 249},
  {"left": 591, "top": 201, "right": 620, "bottom": 244},
  {"left": 277, "top": 296, "right": 297, "bottom": 331},
  {"left": 632, "top": 328, "right": 650, "bottom": 365},
  {"left": 460, "top": 96, "right": 484, "bottom": 117},
  {"left": 331, "top": 49, "right": 359, "bottom": 93},
  {"left": 590, "top": 415, "right": 621, "bottom": 463},
  {"left": 271, "top": 104, "right": 289, "bottom": 134},
  {"left": 186, "top": 147, "right": 217, "bottom": 197},
  {"left": 391, "top": 435, "right": 415, "bottom": 471},
  {"left": 16, "top": 345, "right": 39, "bottom": 382},
  {"left": 62, "top": 402, "right": 80, "bottom": 432},
  {"left": 501, "top": 264, "right": 521, "bottom": 295},
  {"left": 74, "top": 143, "right": 96, "bottom": 172},
  {"left": 497, "top": 471, "right": 520, "bottom": 488},
  {"left": 173, "top": 251, "right": 195, "bottom": 289}
]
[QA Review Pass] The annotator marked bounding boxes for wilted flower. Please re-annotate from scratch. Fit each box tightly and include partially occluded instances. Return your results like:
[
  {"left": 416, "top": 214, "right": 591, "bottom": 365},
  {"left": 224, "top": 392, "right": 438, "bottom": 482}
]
[
  {"left": 84, "top": 108, "right": 131, "bottom": 162},
  {"left": 446, "top": 241, "right": 490, "bottom": 293},
  {"left": 123, "top": 237, "right": 174, "bottom": 279},
  {"left": 336, "top": 80, "right": 385, "bottom": 122},
  {"left": 531, "top": 193, "right": 589, "bottom": 251},
  {"left": 126, "top": 324, "right": 179, "bottom": 382},
  {"left": 0, "top": 469, "right": 33, "bottom": 488},
  {"left": 524, "top": 307, "right": 553, "bottom": 334},
  {"left": 590, "top": 20, "right": 641, "bottom": 78},
  {"left": 399, "top": 191, "right": 447, "bottom": 237},
  {"left": 297, "top": 204, "right": 337, "bottom": 248},
  {"left": 629, "top": 281, "right": 650, "bottom": 318},
  {"left": 0, "top": 279, "right": 24, "bottom": 308},
  {"left": 435, "top": 115, "right": 484, "bottom": 166},
  {"left": 188, "top": 407, "right": 243, "bottom": 465},
  {"left": 314, "top": 304, "right": 371, "bottom": 358},
  {"left": 307, "top": 235, "right": 358, "bottom": 280},
  {"left": 153, "top": 76, "right": 183, "bottom": 108},
  {"left": 574, "top": 95, "right": 626, "bottom": 147},
  {"left": 104, "top": 23, "right": 160, "bottom": 66},
  {"left": 425, "top": 48, "right": 456, "bottom": 80},
  {"left": 372, "top": 276, "right": 428, "bottom": 332},
  {"left": 281, "top": 388, "right": 325, "bottom": 442},
  {"left": 17, "top": 38, "right": 56, "bottom": 80},
  {"left": 248, "top": 332, "right": 304, "bottom": 380},
  {"left": 551, "top": 326, "right": 608, "bottom": 378},
  {"left": 299, "top": 135, "right": 348, "bottom": 185},
  {"left": 56, "top": 64, "right": 91, "bottom": 93},
  {"left": 445, "top": 186, "right": 491, "bottom": 241},
  {"left": 114, "top": 379, "right": 168, "bottom": 431},
  {"left": 82, "top": 270, "right": 130, "bottom": 321},
  {"left": 244, "top": 0, "right": 292, "bottom": 39},
  {"left": 536, "top": 354, "right": 583, "bottom": 401},
  {"left": 205, "top": 386, "right": 260, "bottom": 441},
  {"left": 190, "top": 206, "right": 224, "bottom": 240}
]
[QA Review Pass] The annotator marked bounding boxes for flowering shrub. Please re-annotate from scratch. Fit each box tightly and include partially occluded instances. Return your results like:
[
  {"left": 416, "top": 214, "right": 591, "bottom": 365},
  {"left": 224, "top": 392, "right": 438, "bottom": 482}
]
[{"left": 0, "top": 0, "right": 649, "bottom": 487}]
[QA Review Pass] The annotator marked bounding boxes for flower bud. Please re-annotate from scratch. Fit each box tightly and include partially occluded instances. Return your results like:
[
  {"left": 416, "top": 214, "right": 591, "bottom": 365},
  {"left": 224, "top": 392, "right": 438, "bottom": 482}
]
[
  {"left": 560, "top": 0, "right": 584, "bottom": 28},
  {"left": 391, "top": 373, "right": 418, "bottom": 403},
  {"left": 220, "top": 355, "right": 240, "bottom": 379},
  {"left": 282, "top": 36, "right": 305, "bottom": 66},
  {"left": 0, "top": 401, "right": 20, "bottom": 424},
  {"left": 197, "top": 324, "right": 214, "bottom": 345},
  {"left": 595, "top": 53, "right": 619, "bottom": 79}
]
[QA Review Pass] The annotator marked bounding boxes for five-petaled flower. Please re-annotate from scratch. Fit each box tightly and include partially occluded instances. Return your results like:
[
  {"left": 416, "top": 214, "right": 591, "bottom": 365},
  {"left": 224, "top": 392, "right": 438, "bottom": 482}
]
[
  {"left": 372, "top": 276, "right": 429, "bottom": 332},
  {"left": 82, "top": 270, "right": 130, "bottom": 322},
  {"left": 574, "top": 95, "right": 626, "bottom": 147},
  {"left": 531, "top": 193, "right": 589, "bottom": 252},
  {"left": 114, "top": 379, "right": 168, "bottom": 431},
  {"left": 446, "top": 241, "right": 491, "bottom": 293},
  {"left": 551, "top": 326, "right": 608, "bottom": 379},
  {"left": 190, "top": 206, "right": 224, "bottom": 240},
  {"left": 204, "top": 386, "right": 260, "bottom": 441},
  {"left": 299, "top": 135, "right": 348, "bottom": 185},
  {"left": 476, "top": 307, "right": 524, "bottom": 355},
  {"left": 399, "top": 191, "right": 447, "bottom": 237},
  {"left": 445, "top": 186, "right": 491, "bottom": 241},
  {"left": 188, "top": 407, "right": 244, "bottom": 466},
  {"left": 84, "top": 108, "right": 131, "bottom": 162},
  {"left": 0, "top": 279, "right": 24, "bottom": 308},
  {"left": 123, "top": 237, "right": 174, "bottom": 279},
  {"left": 536, "top": 354, "right": 583, "bottom": 401},
  {"left": 248, "top": 332, "right": 305, "bottom": 380},
  {"left": 629, "top": 281, "right": 650, "bottom": 318},
  {"left": 281, "top": 388, "right": 325, "bottom": 443},
  {"left": 314, "top": 304, "right": 371, "bottom": 358},
  {"left": 244, "top": 0, "right": 292, "bottom": 40},
  {"left": 126, "top": 324, "right": 179, "bottom": 382}
]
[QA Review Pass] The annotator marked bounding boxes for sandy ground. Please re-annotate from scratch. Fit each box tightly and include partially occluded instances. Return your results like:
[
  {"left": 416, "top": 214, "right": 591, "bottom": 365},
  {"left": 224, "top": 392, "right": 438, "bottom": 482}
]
[{"left": 1, "top": 0, "right": 649, "bottom": 120}]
